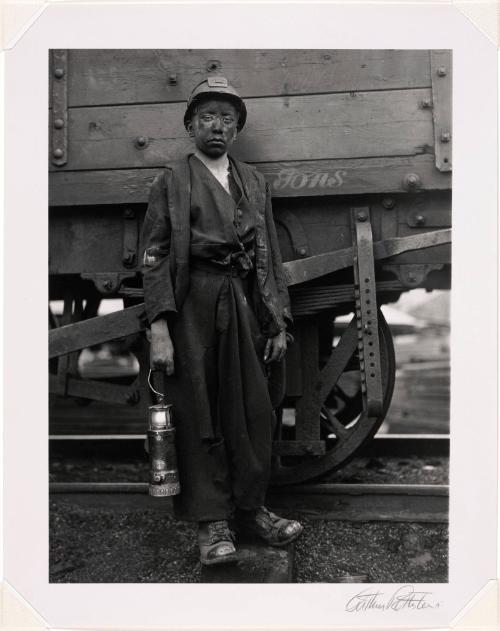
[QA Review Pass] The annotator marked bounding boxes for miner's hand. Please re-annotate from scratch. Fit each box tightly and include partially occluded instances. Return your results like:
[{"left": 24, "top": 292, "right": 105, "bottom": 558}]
[
  {"left": 264, "top": 330, "right": 287, "bottom": 363},
  {"left": 150, "top": 318, "right": 175, "bottom": 375}
]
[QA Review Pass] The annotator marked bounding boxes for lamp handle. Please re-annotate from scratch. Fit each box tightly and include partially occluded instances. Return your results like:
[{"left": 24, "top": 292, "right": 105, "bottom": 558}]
[{"left": 147, "top": 369, "right": 166, "bottom": 400}]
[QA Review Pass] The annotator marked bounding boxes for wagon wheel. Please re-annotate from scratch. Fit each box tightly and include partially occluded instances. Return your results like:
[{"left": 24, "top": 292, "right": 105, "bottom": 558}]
[{"left": 271, "top": 307, "right": 395, "bottom": 485}]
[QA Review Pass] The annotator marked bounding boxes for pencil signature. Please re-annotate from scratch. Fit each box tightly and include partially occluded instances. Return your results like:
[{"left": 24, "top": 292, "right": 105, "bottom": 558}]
[{"left": 346, "top": 585, "right": 441, "bottom": 612}]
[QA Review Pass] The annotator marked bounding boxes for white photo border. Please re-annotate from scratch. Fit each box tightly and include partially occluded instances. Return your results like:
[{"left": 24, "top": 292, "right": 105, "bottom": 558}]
[{"left": 3, "top": 2, "right": 498, "bottom": 628}]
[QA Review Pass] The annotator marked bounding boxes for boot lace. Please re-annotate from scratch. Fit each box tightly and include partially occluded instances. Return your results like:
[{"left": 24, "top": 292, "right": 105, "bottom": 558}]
[{"left": 207, "top": 520, "right": 235, "bottom": 545}]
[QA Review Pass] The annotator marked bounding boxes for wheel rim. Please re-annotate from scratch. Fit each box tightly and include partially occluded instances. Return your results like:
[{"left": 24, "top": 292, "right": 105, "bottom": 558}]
[{"left": 271, "top": 308, "right": 395, "bottom": 485}]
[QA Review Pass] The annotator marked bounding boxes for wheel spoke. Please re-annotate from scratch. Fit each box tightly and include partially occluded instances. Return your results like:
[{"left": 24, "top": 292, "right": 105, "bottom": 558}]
[
  {"left": 320, "top": 405, "right": 349, "bottom": 438},
  {"left": 318, "top": 317, "right": 358, "bottom": 402}
]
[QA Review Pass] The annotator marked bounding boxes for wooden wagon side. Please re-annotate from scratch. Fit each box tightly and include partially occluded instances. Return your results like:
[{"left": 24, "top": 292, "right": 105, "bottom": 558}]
[{"left": 49, "top": 49, "right": 451, "bottom": 484}]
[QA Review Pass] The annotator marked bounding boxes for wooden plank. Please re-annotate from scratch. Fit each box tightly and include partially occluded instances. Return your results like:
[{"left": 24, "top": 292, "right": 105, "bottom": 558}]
[
  {"left": 430, "top": 50, "right": 452, "bottom": 172},
  {"left": 295, "top": 322, "right": 321, "bottom": 441},
  {"left": 49, "top": 207, "right": 137, "bottom": 274},
  {"left": 49, "top": 304, "right": 146, "bottom": 358},
  {"left": 48, "top": 434, "right": 451, "bottom": 458},
  {"left": 66, "top": 49, "right": 432, "bottom": 107},
  {"left": 51, "top": 89, "right": 433, "bottom": 171},
  {"left": 50, "top": 373, "right": 138, "bottom": 405},
  {"left": 49, "top": 154, "right": 451, "bottom": 206}
]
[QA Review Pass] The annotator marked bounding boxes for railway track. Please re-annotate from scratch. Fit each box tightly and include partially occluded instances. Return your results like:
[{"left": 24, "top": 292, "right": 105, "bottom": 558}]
[
  {"left": 50, "top": 481, "right": 449, "bottom": 523},
  {"left": 50, "top": 433, "right": 449, "bottom": 523}
]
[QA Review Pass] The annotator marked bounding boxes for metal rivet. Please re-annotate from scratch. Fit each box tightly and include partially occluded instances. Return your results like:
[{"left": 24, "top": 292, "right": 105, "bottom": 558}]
[
  {"left": 136, "top": 136, "right": 148, "bottom": 148},
  {"left": 206, "top": 61, "right": 219, "bottom": 72},
  {"left": 299, "top": 247, "right": 307, "bottom": 256},
  {"left": 53, "top": 118, "right": 64, "bottom": 129},
  {"left": 440, "top": 131, "right": 451, "bottom": 143},
  {"left": 54, "top": 68, "right": 65, "bottom": 79},
  {"left": 168, "top": 74, "right": 177, "bottom": 85},
  {"left": 403, "top": 173, "right": 421, "bottom": 190},
  {"left": 357, "top": 210, "right": 368, "bottom": 222},
  {"left": 437, "top": 66, "right": 447, "bottom": 77},
  {"left": 382, "top": 198, "right": 395, "bottom": 209},
  {"left": 421, "top": 98, "right": 433, "bottom": 109},
  {"left": 415, "top": 214, "right": 426, "bottom": 226},
  {"left": 53, "top": 148, "right": 64, "bottom": 159}
]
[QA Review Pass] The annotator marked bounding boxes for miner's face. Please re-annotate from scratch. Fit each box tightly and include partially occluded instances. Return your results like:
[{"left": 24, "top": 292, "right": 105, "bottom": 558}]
[{"left": 188, "top": 98, "right": 239, "bottom": 157}]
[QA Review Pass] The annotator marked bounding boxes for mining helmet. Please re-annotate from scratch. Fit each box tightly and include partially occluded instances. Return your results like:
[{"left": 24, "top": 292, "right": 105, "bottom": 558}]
[{"left": 183, "top": 76, "right": 247, "bottom": 132}]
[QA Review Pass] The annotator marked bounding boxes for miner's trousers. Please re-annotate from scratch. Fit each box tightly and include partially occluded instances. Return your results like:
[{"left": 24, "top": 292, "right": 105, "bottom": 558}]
[{"left": 164, "top": 266, "right": 276, "bottom": 522}]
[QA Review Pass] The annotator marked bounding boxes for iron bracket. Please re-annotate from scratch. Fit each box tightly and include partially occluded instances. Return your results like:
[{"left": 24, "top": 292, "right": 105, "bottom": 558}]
[
  {"left": 81, "top": 272, "right": 135, "bottom": 295},
  {"left": 51, "top": 50, "right": 68, "bottom": 167},
  {"left": 122, "top": 208, "right": 139, "bottom": 268},
  {"left": 351, "top": 207, "right": 383, "bottom": 417},
  {"left": 382, "top": 263, "right": 444, "bottom": 289},
  {"left": 430, "top": 50, "right": 452, "bottom": 172},
  {"left": 275, "top": 210, "right": 311, "bottom": 258}
]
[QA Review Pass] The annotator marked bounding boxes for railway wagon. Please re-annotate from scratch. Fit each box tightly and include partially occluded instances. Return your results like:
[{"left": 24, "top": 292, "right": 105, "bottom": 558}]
[{"left": 49, "top": 49, "right": 452, "bottom": 485}]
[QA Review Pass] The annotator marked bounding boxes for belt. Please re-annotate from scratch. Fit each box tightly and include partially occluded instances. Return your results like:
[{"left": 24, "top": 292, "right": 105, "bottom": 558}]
[{"left": 190, "top": 259, "right": 251, "bottom": 278}]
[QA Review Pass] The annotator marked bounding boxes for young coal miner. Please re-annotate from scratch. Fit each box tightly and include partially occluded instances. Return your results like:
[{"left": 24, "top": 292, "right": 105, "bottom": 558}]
[{"left": 140, "top": 77, "right": 303, "bottom": 565}]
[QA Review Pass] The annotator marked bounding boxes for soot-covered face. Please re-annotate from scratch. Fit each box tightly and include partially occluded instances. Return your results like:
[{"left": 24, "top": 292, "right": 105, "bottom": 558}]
[{"left": 188, "top": 98, "right": 239, "bottom": 158}]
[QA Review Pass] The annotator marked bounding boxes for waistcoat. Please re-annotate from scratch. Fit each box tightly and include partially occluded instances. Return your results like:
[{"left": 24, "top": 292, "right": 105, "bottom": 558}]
[{"left": 189, "top": 155, "right": 255, "bottom": 270}]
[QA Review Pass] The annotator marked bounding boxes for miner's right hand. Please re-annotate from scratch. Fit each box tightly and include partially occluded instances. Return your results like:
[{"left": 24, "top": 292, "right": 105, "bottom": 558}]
[{"left": 150, "top": 318, "right": 175, "bottom": 375}]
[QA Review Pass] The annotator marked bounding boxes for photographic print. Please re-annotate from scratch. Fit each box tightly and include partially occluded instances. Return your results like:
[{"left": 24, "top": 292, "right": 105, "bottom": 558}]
[
  {"left": 48, "top": 48, "right": 451, "bottom": 585},
  {"left": 3, "top": 2, "right": 498, "bottom": 629}
]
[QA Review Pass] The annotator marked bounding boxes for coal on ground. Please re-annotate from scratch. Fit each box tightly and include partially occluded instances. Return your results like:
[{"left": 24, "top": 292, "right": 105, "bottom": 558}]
[{"left": 50, "top": 500, "right": 447, "bottom": 583}]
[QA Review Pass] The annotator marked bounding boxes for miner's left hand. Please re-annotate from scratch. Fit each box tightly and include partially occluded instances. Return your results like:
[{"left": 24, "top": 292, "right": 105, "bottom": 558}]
[{"left": 264, "top": 330, "right": 287, "bottom": 363}]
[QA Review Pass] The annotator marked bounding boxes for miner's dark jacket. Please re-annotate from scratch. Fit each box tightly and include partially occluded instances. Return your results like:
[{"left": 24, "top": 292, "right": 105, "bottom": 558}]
[{"left": 140, "top": 154, "right": 292, "bottom": 336}]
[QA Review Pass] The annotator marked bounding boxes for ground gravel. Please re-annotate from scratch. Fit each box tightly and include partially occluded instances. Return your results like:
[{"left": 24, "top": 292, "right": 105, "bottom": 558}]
[
  {"left": 50, "top": 453, "right": 448, "bottom": 583},
  {"left": 50, "top": 500, "right": 447, "bottom": 583},
  {"left": 292, "top": 517, "right": 447, "bottom": 583}
]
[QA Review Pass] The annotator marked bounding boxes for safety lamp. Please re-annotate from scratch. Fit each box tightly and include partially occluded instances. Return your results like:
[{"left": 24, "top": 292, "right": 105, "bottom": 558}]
[{"left": 147, "top": 371, "right": 181, "bottom": 497}]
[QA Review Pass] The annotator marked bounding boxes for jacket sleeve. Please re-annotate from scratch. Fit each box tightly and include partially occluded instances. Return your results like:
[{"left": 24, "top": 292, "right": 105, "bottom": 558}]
[
  {"left": 264, "top": 182, "right": 293, "bottom": 330},
  {"left": 140, "top": 171, "right": 177, "bottom": 325}
]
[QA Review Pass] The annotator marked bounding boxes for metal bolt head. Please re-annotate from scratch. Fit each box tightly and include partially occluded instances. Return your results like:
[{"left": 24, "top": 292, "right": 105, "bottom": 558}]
[
  {"left": 206, "top": 61, "right": 219, "bottom": 72},
  {"left": 357, "top": 210, "right": 368, "bottom": 222},
  {"left": 54, "top": 68, "right": 65, "bottom": 79},
  {"left": 53, "top": 148, "right": 64, "bottom": 159},
  {"left": 135, "top": 136, "right": 148, "bottom": 148},
  {"left": 415, "top": 214, "right": 426, "bottom": 226},
  {"left": 299, "top": 247, "right": 307, "bottom": 256},
  {"left": 440, "top": 131, "right": 451, "bottom": 143},
  {"left": 168, "top": 74, "right": 177, "bottom": 85},
  {"left": 407, "top": 274, "right": 417, "bottom": 283},
  {"left": 437, "top": 66, "right": 447, "bottom": 77},
  {"left": 53, "top": 118, "right": 64, "bottom": 129},
  {"left": 382, "top": 198, "right": 395, "bottom": 209},
  {"left": 403, "top": 173, "right": 421, "bottom": 190},
  {"left": 421, "top": 98, "right": 433, "bottom": 109}
]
